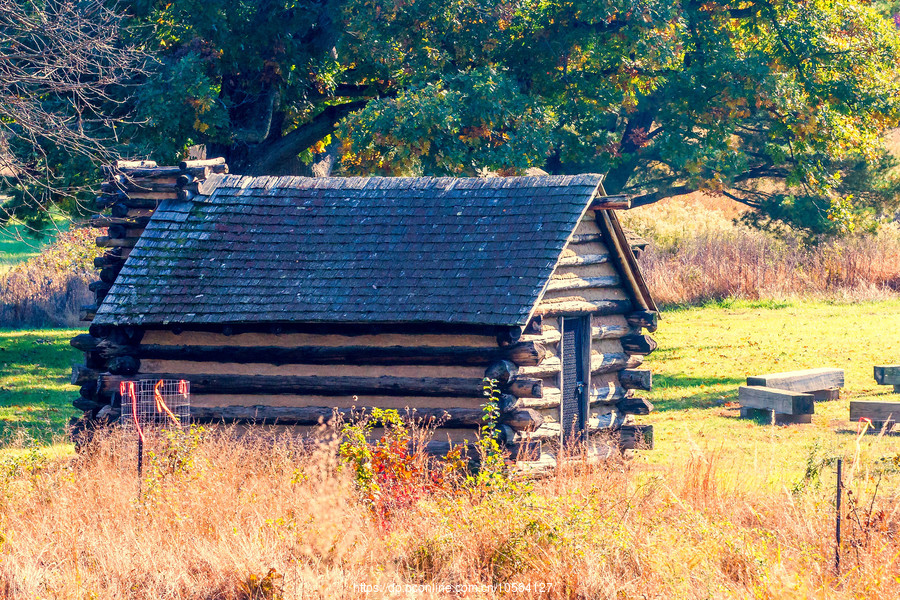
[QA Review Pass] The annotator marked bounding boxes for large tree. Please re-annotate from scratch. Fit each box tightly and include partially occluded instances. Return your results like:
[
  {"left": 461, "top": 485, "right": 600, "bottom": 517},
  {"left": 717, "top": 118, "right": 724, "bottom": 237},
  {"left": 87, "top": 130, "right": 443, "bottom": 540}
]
[
  {"left": 127, "top": 0, "right": 900, "bottom": 234},
  {"left": 8, "top": 0, "right": 900, "bottom": 235}
]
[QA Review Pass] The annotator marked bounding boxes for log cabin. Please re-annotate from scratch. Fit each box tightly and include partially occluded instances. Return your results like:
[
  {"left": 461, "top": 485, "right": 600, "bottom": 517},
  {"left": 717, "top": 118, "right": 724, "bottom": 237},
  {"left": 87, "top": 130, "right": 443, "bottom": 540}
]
[{"left": 71, "top": 159, "right": 659, "bottom": 463}]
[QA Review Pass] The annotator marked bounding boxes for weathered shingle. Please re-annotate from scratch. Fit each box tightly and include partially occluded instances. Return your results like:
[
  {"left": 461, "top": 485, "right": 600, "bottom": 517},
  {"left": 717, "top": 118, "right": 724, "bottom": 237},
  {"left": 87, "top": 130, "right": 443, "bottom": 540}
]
[{"left": 94, "top": 174, "right": 602, "bottom": 327}]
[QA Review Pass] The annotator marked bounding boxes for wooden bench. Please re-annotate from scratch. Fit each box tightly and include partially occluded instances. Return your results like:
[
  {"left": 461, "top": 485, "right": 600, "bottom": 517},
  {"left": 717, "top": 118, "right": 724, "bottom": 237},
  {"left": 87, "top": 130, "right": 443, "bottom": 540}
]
[
  {"left": 874, "top": 366, "right": 900, "bottom": 393},
  {"left": 746, "top": 367, "right": 844, "bottom": 400},
  {"left": 851, "top": 366, "right": 900, "bottom": 432},
  {"left": 738, "top": 386, "right": 815, "bottom": 424},
  {"left": 849, "top": 400, "right": 898, "bottom": 432}
]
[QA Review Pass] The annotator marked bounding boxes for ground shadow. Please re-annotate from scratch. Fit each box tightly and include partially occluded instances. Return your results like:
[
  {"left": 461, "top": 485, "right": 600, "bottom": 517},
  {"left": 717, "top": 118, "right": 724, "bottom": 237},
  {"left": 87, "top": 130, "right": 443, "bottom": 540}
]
[{"left": 650, "top": 372, "right": 744, "bottom": 412}]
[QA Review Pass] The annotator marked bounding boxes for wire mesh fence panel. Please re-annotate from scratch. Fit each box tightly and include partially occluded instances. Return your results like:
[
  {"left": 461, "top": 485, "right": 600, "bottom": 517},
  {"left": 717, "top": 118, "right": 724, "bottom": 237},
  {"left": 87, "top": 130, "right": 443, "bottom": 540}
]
[{"left": 119, "top": 379, "right": 191, "bottom": 431}]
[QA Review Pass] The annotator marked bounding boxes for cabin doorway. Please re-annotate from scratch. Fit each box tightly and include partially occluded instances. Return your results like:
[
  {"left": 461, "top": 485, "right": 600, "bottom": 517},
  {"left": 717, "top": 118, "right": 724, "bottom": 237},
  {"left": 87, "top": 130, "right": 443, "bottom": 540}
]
[{"left": 559, "top": 315, "right": 590, "bottom": 445}]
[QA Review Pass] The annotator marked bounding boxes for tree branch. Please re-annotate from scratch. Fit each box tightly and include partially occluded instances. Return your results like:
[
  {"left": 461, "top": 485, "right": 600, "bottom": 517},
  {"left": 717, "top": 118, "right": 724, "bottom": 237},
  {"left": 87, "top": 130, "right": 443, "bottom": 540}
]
[
  {"left": 242, "top": 100, "right": 369, "bottom": 174},
  {"left": 630, "top": 185, "right": 697, "bottom": 207}
]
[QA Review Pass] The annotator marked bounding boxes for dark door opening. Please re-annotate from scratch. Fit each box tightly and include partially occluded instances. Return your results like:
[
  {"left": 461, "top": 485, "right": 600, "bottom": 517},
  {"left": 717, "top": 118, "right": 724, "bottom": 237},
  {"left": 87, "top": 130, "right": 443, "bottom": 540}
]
[{"left": 560, "top": 315, "right": 590, "bottom": 445}]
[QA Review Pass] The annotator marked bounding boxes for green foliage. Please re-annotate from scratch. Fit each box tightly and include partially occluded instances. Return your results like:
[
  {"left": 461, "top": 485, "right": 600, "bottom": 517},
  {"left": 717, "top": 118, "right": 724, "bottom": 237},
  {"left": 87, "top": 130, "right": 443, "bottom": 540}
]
[
  {"left": 7, "top": 0, "right": 900, "bottom": 237},
  {"left": 141, "top": 425, "right": 206, "bottom": 503},
  {"left": 340, "top": 68, "right": 556, "bottom": 175},
  {"left": 467, "top": 377, "right": 514, "bottom": 490},
  {"left": 337, "top": 0, "right": 900, "bottom": 235}
]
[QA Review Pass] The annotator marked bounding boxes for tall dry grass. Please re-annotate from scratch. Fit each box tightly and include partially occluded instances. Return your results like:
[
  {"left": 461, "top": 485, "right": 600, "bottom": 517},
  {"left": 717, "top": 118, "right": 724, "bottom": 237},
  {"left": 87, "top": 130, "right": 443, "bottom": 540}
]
[
  {"left": 1, "top": 427, "right": 899, "bottom": 599},
  {"left": 622, "top": 200, "right": 900, "bottom": 305},
  {"left": 0, "top": 227, "right": 101, "bottom": 327}
]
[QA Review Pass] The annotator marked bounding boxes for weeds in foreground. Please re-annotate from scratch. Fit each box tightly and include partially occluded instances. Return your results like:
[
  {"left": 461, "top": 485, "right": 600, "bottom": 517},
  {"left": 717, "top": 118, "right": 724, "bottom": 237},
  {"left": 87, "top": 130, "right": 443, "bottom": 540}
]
[
  {"left": 0, "top": 427, "right": 899, "bottom": 598},
  {"left": 337, "top": 379, "right": 525, "bottom": 527}
]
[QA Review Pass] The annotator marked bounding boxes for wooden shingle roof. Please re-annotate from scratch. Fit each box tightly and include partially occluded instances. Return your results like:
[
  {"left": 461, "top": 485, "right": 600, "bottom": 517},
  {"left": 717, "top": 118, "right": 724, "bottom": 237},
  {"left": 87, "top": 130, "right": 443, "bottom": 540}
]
[{"left": 94, "top": 174, "right": 605, "bottom": 328}]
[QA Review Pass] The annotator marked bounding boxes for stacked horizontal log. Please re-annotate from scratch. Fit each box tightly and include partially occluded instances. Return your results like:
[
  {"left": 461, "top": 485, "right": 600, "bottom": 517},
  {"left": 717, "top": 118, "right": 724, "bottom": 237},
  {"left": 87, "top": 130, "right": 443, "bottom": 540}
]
[{"left": 72, "top": 158, "right": 228, "bottom": 420}]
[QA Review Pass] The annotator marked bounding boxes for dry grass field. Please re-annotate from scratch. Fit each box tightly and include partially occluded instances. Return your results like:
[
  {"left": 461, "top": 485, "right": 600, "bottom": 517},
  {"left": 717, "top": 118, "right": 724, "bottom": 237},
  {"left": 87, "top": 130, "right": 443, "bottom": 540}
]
[{"left": 0, "top": 423, "right": 898, "bottom": 599}]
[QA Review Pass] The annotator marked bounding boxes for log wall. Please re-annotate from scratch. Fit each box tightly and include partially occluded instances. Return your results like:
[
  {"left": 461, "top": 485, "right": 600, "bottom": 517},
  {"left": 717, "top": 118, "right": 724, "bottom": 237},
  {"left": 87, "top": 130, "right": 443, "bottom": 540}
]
[{"left": 520, "top": 209, "right": 656, "bottom": 451}]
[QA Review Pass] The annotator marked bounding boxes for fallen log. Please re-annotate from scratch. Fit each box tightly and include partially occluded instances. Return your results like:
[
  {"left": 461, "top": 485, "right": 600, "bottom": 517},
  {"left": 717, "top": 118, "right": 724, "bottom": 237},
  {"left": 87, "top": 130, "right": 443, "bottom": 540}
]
[{"left": 746, "top": 368, "right": 844, "bottom": 393}]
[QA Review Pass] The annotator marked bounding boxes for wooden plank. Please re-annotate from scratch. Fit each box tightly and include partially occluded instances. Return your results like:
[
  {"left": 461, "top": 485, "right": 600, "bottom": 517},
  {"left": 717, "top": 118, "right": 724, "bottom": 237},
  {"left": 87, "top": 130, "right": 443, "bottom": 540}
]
[
  {"left": 874, "top": 366, "right": 900, "bottom": 386},
  {"left": 738, "top": 386, "right": 814, "bottom": 415},
  {"left": 746, "top": 368, "right": 844, "bottom": 392},
  {"left": 739, "top": 407, "right": 813, "bottom": 424},
  {"left": 849, "top": 401, "right": 900, "bottom": 424},
  {"left": 811, "top": 388, "right": 840, "bottom": 401}
]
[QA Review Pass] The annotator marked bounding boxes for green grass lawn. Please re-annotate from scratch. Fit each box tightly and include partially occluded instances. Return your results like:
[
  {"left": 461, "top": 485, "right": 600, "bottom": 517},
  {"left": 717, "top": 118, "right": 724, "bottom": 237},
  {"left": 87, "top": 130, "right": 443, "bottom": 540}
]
[
  {"left": 0, "top": 328, "right": 82, "bottom": 449},
  {"left": 642, "top": 298, "right": 900, "bottom": 487},
  {"left": 0, "top": 219, "right": 70, "bottom": 273},
  {"left": 2, "top": 300, "right": 900, "bottom": 484}
]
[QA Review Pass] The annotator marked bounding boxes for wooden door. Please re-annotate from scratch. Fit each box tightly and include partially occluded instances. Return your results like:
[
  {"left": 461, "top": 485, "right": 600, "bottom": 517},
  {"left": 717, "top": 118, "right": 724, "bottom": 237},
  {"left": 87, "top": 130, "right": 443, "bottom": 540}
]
[{"left": 560, "top": 315, "right": 590, "bottom": 444}]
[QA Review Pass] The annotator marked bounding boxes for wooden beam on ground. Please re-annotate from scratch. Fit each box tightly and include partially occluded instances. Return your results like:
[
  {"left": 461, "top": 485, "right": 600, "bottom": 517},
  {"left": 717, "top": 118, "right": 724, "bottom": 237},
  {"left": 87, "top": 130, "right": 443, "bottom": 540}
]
[
  {"left": 812, "top": 388, "right": 840, "bottom": 401},
  {"left": 746, "top": 368, "right": 844, "bottom": 393},
  {"left": 739, "top": 407, "right": 813, "bottom": 424},
  {"left": 849, "top": 401, "right": 900, "bottom": 425},
  {"left": 874, "top": 366, "right": 900, "bottom": 386},
  {"left": 738, "top": 385, "right": 814, "bottom": 415}
]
